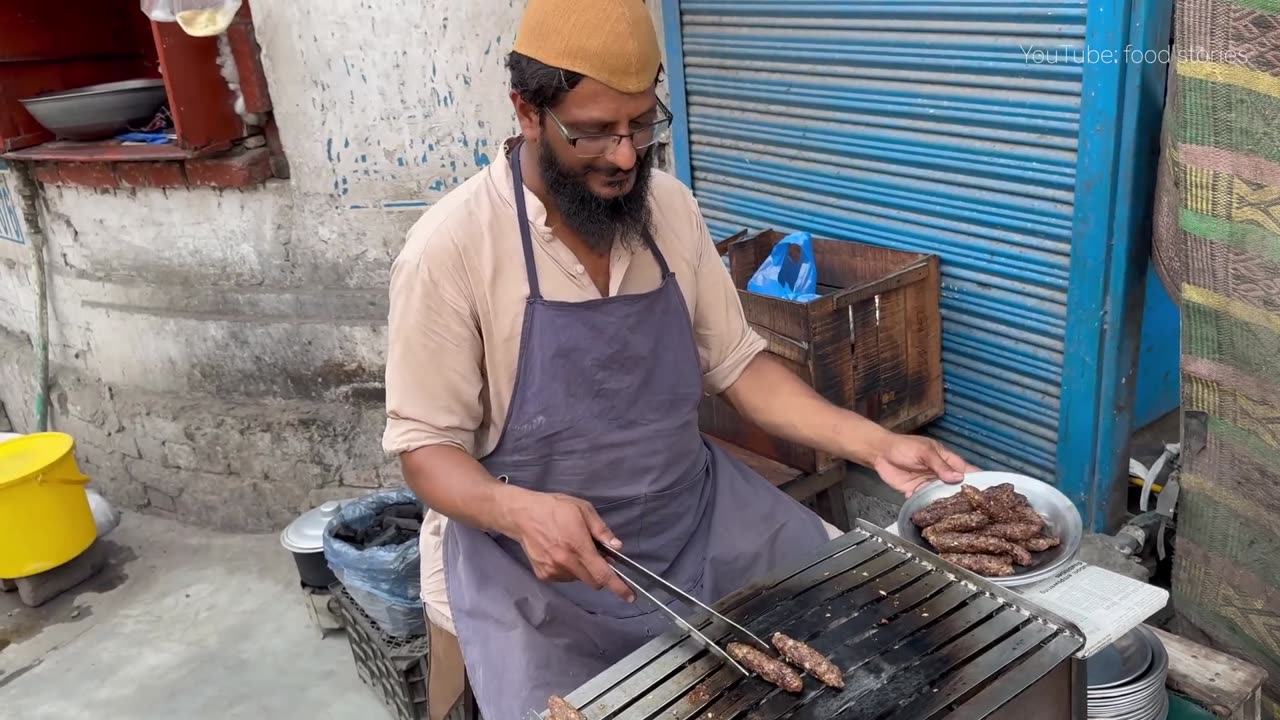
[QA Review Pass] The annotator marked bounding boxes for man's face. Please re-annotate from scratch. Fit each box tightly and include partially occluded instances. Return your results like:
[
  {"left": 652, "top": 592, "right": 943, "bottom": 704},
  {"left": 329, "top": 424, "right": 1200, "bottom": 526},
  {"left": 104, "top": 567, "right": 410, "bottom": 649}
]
[
  {"left": 519, "top": 77, "right": 660, "bottom": 253},
  {"left": 540, "top": 77, "right": 659, "bottom": 198}
]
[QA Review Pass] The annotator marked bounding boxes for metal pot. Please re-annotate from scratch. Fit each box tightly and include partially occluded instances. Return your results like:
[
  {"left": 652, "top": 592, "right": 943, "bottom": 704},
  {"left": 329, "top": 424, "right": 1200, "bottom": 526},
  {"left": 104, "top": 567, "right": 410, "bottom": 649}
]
[{"left": 281, "top": 500, "right": 342, "bottom": 588}]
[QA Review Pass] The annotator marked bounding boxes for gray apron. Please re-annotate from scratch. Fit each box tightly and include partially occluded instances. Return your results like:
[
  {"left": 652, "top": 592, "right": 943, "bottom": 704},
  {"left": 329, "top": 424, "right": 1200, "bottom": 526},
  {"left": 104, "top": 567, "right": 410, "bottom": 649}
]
[{"left": 443, "top": 142, "right": 830, "bottom": 719}]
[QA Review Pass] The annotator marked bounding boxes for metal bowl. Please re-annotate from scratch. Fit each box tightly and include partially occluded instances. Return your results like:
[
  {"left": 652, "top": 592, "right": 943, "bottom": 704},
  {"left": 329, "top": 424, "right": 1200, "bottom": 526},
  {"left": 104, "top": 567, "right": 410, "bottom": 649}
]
[
  {"left": 20, "top": 79, "right": 167, "bottom": 141},
  {"left": 896, "top": 471, "right": 1083, "bottom": 587}
]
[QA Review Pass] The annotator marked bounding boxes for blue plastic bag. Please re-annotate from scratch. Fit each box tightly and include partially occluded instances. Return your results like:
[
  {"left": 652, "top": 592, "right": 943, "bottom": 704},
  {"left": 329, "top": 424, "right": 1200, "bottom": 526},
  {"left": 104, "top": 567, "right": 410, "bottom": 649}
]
[
  {"left": 746, "top": 231, "right": 822, "bottom": 303},
  {"left": 323, "top": 488, "right": 425, "bottom": 637}
]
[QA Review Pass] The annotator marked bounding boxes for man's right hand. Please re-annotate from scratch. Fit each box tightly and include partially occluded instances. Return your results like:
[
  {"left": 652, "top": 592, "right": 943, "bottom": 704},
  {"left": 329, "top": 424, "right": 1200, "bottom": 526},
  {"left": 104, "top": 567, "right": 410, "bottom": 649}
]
[{"left": 494, "top": 485, "right": 635, "bottom": 603}]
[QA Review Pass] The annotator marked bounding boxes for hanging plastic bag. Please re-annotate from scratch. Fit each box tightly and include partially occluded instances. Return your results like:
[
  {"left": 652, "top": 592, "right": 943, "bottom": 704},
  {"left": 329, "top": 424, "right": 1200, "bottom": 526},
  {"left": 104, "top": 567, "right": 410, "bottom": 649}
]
[
  {"left": 747, "top": 231, "right": 822, "bottom": 303},
  {"left": 141, "top": 0, "right": 241, "bottom": 37}
]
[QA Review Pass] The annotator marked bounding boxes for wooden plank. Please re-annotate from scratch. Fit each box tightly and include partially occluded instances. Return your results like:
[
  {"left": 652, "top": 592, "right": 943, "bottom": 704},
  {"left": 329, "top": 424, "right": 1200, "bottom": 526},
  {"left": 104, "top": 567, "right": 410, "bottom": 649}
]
[
  {"left": 152, "top": 17, "right": 248, "bottom": 150},
  {"left": 850, "top": 296, "right": 884, "bottom": 420},
  {"left": 872, "top": 285, "right": 911, "bottom": 429},
  {"left": 1152, "top": 626, "right": 1266, "bottom": 720},
  {"left": 829, "top": 262, "right": 932, "bottom": 309},
  {"left": 901, "top": 257, "right": 944, "bottom": 431},
  {"left": 736, "top": 289, "right": 812, "bottom": 341},
  {"left": 812, "top": 235, "right": 926, "bottom": 288},
  {"left": 4, "top": 139, "right": 217, "bottom": 162},
  {"left": 703, "top": 434, "right": 804, "bottom": 488},
  {"left": 753, "top": 324, "right": 811, "bottom": 367},
  {"left": 0, "top": 0, "right": 152, "bottom": 63}
]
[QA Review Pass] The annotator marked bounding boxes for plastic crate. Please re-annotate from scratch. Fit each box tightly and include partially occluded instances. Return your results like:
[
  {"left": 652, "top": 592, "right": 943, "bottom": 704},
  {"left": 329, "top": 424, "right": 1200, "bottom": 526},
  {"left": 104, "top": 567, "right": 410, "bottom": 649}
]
[{"left": 333, "top": 583, "right": 433, "bottom": 720}]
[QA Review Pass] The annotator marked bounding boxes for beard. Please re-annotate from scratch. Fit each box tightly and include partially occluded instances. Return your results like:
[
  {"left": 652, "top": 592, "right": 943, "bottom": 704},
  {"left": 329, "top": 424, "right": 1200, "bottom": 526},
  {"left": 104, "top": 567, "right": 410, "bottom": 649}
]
[{"left": 537, "top": 137, "right": 655, "bottom": 255}]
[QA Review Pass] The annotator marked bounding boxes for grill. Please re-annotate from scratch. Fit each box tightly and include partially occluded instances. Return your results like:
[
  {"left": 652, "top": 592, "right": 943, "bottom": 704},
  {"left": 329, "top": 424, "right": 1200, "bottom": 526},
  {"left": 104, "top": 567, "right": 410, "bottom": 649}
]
[{"left": 556, "top": 521, "right": 1086, "bottom": 720}]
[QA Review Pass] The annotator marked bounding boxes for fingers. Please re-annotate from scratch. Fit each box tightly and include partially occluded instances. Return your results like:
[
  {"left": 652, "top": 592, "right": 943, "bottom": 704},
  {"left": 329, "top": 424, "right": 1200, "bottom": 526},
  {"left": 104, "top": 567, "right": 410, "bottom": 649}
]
[
  {"left": 573, "top": 504, "right": 632, "bottom": 601},
  {"left": 579, "top": 546, "right": 634, "bottom": 602},
  {"left": 577, "top": 501, "right": 622, "bottom": 550},
  {"left": 939, "top": 444, "right": 980, "bottom": 474},
  {"left": 902, "top": 477, "right": 931, "bottom": 498},
  {"left": 928, "top": 443, "right": 968, "bottom": 483}
]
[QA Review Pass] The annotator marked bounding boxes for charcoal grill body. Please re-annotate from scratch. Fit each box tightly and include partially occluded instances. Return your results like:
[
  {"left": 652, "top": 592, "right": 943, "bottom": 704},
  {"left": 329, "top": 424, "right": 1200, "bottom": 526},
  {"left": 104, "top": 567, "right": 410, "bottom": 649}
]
[{"left": 548, "top": 521, "right": 1085, "bottom": 720}]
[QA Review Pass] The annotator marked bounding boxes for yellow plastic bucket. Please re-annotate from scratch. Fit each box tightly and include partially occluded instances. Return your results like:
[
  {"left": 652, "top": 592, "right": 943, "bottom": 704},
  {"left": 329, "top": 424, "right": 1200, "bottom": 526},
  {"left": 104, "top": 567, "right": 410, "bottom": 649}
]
[{"left": 0, "top": 433, "right": 96, "bottom": 579}]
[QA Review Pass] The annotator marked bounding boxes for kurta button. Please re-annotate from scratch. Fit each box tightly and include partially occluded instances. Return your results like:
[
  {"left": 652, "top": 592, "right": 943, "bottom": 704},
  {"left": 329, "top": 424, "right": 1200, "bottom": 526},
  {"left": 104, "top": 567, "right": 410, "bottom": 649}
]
[{"left": 574, "top": 264, "right": 585, "bottom": 274}]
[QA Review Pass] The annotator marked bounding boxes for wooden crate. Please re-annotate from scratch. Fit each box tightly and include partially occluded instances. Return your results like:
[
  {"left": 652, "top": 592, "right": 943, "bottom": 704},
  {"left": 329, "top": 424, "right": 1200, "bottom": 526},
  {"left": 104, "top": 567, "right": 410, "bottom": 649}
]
[{"left": 701, "top": 229, "right": 944, "bottom": 474}]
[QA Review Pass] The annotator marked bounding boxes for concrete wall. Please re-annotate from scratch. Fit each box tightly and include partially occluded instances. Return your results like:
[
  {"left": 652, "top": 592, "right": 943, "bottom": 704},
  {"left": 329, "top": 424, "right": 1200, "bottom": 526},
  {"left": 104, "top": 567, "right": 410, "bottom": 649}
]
[{"left": 0, "top": 0, "right": 669, "bottom": 531}]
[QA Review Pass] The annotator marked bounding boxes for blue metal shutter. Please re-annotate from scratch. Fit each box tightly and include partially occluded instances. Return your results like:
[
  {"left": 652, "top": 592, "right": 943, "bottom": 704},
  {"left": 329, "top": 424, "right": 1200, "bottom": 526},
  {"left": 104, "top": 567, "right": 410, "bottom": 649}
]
[{"left": 664, "top": 0, "right": 1090, "bottom": 480}]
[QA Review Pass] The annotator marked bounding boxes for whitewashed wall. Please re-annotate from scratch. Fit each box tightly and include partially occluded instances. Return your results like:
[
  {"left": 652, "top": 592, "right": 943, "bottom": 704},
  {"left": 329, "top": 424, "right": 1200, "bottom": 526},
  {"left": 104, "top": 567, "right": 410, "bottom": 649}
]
[{"left": 0, "top": 0, "right": 669, "bottom": 530}]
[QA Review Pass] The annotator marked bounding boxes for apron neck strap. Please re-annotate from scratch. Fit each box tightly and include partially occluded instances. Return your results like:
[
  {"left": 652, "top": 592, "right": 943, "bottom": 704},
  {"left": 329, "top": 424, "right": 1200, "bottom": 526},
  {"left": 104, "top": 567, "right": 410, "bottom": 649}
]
[
  {"left": 511, "top": 140, "right": 543, "bottom": 301},
  {"left": 510, "top": 141, "right": 675, "bottom": 300},
  {"left": 643, "top": 226, "right": 672, "bottom": 277}
]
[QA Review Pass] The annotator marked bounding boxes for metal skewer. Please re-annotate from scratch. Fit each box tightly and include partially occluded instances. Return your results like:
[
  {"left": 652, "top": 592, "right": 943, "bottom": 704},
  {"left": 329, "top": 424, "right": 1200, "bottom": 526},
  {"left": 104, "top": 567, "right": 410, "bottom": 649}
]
[
  {"left": 607, "top": 562, "right": 753, "bottom": 679},
  {"left": 596, "top": 541, "right": 772, "bottom": 679},
  {"left": 597, "top": 542, "right": 771, "bottom": 651}
]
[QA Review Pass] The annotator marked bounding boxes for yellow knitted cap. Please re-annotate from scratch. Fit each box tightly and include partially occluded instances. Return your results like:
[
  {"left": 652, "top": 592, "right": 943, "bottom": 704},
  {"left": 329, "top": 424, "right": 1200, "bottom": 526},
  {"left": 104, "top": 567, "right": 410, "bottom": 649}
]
[{"left": 513, "top": 0, "right": 661, "bottom": 95}]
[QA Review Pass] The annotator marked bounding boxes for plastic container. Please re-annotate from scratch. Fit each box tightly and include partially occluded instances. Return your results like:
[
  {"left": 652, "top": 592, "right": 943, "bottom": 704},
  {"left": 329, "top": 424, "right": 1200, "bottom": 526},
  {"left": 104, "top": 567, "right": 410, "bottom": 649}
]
[
  {"left": 281, "top": 500, "right": 344, "bottom": 588},
  {"left": 0, "top": 433, "right": 96, "bottom": 578}
]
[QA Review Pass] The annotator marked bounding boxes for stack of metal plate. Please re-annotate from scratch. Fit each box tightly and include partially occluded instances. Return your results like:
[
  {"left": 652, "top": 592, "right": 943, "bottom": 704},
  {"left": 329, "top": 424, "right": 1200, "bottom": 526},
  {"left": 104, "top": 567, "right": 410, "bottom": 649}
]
[{"left": 1087, "top": 626, "right": 1170, "bottom": 719}]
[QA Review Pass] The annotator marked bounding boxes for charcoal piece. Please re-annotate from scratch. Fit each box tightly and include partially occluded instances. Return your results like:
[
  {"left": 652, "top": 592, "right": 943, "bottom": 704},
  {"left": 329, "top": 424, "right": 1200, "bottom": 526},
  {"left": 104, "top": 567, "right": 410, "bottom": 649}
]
[
  {"left": 388, "top": 517, "right": 423, "bottom": 532},
  {"left": 727, "top": 642, "right": 804, "bottom": 693},
  {"left": 910, "top": 494, "right": 974, "bottom": 528},
  {"left": 941, "top": 553, "right": 1016, "bottom": 577},
  {"left": 771, "top": 632, "right": 844, "bottom": 689},
  {"left": 332, "top": 526, "right": 361, "bottom": 544},
  {"left": 382, "top": 503, "right": 424, "bottom": 520},
  {"left": 978, "top": 522, "right": 1042, "bottom": 541},
  {"left": 367, "top": 525, "right": 400, "bottom": 548}
]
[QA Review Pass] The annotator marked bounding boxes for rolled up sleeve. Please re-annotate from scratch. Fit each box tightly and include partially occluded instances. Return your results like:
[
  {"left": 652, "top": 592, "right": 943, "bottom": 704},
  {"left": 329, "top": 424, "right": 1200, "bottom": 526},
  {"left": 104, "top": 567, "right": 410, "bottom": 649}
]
[
  {"left": 687, "top": 198, "right": 767, "bottom": 395},
  {"left": 382, "top": 225, "right": 484, "bottom": 456}
]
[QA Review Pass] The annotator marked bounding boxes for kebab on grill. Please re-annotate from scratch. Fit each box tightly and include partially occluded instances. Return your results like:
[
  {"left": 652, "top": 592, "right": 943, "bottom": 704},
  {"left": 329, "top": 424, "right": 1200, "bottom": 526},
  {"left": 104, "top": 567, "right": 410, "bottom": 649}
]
[
  {"left": 911, "top": 483, "right": 1063, "bottom": 578},
  {"left": 727, "top": 642, "right": 805, "bottom": 693},
  {"left": 547, "top": 695, "right": 587, "bottom": 720},
  {"left": 771, "top": 632, "right": 845, "bottom": 689}
]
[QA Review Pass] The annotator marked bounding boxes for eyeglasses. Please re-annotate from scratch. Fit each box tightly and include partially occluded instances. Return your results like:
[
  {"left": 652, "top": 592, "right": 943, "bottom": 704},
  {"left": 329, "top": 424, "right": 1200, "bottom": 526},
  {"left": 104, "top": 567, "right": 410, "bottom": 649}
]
[{"left": 543, "top": 99, "right": 674, "bottom": 158}]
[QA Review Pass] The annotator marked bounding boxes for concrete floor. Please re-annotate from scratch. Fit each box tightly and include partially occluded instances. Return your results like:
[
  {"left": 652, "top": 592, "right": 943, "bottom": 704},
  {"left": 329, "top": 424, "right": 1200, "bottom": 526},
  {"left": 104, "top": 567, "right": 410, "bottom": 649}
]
[{"left": 0, "top": 513, "right": 388, "bottom": 720}]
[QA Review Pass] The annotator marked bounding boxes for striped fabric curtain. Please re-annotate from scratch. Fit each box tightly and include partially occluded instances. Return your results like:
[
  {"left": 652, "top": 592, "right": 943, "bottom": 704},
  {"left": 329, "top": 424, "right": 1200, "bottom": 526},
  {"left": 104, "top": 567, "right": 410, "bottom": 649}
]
[{"left": 1154, "top": 0, "right": 1280, "bottom": 716}]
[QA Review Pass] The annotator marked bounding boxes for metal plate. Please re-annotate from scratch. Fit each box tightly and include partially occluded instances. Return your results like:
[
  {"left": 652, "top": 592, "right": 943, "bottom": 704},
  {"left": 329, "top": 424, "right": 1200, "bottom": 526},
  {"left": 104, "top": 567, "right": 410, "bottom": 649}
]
[
  {"left": 1087, "top": 627, "right": 1170, "bottom": 720},
  {"left": 22, "top": 79, "right": 166, "bottom": 102},
  {"left": 1087, "top": 627, "right": 1154, "bottom": 689},
  {"left": 896, "top": 472, "right": 1084, "bottom": 586},
  {"left": 19, "top": 79, "right": 167, "bottom": 141}
]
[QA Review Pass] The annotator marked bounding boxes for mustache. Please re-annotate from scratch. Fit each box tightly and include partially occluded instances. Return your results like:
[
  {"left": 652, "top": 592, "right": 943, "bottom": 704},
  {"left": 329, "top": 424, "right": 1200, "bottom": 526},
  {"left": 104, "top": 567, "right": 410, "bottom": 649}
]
[{"left": 567, "top": 163, "right": 634, "bottom": 182}]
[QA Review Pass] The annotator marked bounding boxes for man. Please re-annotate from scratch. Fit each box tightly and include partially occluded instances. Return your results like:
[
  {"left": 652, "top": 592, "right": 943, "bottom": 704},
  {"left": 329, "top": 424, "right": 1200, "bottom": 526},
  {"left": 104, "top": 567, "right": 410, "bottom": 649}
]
[{"left": 383, "top": 0, "right": 976, "bottom": 716}]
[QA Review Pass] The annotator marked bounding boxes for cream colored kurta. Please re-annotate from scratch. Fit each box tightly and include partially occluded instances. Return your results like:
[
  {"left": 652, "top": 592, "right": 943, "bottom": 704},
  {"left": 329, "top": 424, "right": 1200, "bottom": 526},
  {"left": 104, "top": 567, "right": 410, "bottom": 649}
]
[{"left": 383, "top": 146, "right": 837, "bottom": 633}]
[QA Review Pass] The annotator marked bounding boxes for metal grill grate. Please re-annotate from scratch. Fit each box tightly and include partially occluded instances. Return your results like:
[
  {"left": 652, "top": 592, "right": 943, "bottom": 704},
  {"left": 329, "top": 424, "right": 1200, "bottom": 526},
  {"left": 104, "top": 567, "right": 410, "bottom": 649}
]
[{"left": 558, "top": 522, "right": 1084, "bottom": 719}]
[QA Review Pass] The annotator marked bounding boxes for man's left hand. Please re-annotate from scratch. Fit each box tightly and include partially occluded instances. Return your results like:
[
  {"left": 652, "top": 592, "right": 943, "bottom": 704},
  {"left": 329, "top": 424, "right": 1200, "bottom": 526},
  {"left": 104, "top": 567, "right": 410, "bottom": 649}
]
[{"left": 871, "top": 434, "right": 979, "bottom": 498}]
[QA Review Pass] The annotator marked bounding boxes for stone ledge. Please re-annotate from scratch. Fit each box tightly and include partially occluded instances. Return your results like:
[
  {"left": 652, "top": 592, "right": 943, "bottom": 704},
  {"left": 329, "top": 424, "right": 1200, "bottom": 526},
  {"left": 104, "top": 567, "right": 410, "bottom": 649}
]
[{"left": 29, "top": 147, "right": 273, "bottom": 190}]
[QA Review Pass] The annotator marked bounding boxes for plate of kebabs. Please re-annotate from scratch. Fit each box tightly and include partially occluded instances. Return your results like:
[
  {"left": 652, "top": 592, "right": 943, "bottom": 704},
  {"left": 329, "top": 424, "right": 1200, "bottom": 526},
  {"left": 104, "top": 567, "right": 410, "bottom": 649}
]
[{"left": 897, "top": 471, "right": 1083, "bottom": 587}]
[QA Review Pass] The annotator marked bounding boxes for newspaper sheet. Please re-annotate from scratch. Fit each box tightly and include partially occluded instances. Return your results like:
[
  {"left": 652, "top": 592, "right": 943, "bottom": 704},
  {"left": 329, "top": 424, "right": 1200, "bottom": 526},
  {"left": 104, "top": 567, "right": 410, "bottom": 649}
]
[
  {"left": 883, "top": 523, "right": 1169, "bottom": 658},
  {"left": 1016, "top": 560, "right": 1169, "bottom": 658}
]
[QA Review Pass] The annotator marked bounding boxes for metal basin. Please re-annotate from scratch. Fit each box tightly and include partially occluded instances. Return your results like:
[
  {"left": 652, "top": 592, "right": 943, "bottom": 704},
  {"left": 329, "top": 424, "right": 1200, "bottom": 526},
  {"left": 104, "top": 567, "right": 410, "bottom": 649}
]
[
  {"left": 896, "top": 471, "right": 1084, "bottom": 587},
  {"left": 20, "top": 79, "right": 167, "bottom": 141}
]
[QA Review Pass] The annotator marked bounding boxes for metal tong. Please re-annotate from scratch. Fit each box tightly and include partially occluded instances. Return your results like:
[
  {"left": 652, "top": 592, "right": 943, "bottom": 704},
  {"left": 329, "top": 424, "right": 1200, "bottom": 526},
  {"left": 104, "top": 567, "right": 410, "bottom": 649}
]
[{"left": 596, "top": 541, "right": 769, "bottom": 678}]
